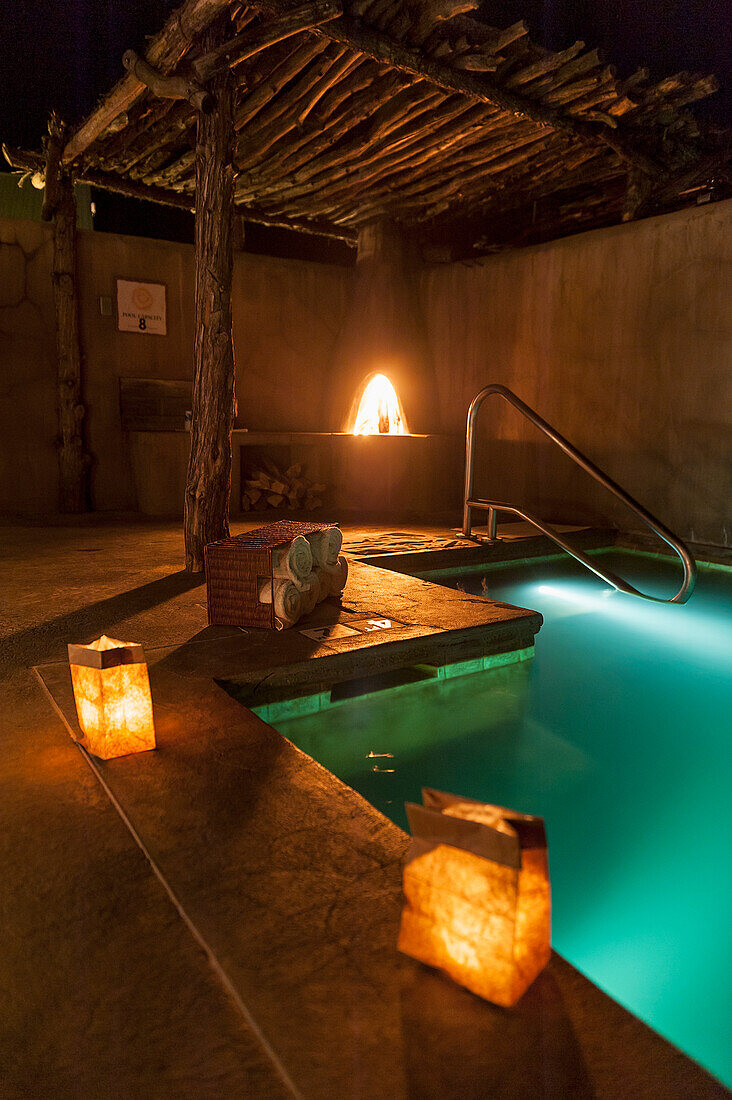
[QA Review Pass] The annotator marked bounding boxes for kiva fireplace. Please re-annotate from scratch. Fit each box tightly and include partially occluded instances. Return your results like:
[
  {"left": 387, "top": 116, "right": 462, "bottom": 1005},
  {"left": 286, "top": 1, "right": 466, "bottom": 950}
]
[{"left": 127, "top": 221, "right": 463, "bottom": 521}]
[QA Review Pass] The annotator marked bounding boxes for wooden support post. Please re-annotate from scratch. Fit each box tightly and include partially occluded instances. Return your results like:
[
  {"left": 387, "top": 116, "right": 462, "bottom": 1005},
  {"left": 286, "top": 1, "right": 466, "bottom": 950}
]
[
  {"left": 45, "top": 116, "right": 89, "bottom": 512},
  {"left": 622, "top": 164, "right": 653, "bottom": 222},
  {"left": 184, "top": 21, "right": 236, "bottom": 572}
]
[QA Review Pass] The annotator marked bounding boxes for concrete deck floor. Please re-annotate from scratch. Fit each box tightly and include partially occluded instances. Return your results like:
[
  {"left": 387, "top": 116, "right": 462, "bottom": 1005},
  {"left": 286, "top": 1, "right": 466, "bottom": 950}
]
[{"left": 0, "top": 519, "right": 726, "bottom": 1099}]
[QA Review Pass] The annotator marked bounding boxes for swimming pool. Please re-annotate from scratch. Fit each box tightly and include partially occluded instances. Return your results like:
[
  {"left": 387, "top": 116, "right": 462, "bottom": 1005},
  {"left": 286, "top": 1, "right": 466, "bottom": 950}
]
[{"left": 268, "top": 550, "right": 731, "bottom": 1086}]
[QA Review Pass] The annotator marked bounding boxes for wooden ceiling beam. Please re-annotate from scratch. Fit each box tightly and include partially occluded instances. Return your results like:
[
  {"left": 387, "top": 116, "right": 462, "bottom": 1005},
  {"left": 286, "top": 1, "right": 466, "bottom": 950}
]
[
  {"left": 121, "top": 49, "right": 213, "bottom": 112},
  {"left": 3, "top": 144, "right": 356, "bottom": 241},
  {"left": 61, "top": 0, "right": 235, "bottom": 165}
]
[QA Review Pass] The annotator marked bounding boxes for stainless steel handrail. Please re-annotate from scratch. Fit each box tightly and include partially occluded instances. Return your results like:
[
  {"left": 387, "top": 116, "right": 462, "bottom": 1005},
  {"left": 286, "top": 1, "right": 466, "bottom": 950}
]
[{"left": 463, "top": 384, "right": 696, "bottom": 604}]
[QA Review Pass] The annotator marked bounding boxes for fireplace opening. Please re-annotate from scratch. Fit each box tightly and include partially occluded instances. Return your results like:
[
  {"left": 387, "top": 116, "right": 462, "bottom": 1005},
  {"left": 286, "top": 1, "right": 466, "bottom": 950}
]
[{"left": 351, "top": 373, "right": 408, "bottom": 436}]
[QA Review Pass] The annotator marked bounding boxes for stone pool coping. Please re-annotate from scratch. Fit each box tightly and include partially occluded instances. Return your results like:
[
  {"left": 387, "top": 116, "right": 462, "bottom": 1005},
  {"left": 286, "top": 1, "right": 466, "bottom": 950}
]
[{"left": 33, "top": 547, "right": 727, "bottom": 1099}]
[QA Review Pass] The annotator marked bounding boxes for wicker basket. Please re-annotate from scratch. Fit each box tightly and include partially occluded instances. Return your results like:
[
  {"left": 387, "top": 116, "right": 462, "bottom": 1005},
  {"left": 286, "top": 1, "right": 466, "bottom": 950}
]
[{"left": 204, "top": 519, "right": 340, "bottom": 629}]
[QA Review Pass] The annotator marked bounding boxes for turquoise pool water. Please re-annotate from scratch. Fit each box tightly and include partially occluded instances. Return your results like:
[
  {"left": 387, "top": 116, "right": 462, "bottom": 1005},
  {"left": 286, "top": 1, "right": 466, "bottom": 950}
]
[{"left": 271, "top": 551, "right": 732, "bottom": 1085}]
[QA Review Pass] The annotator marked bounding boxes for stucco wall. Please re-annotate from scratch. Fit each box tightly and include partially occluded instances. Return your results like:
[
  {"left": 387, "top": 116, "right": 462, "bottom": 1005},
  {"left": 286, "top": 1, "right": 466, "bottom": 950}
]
[
  {"left": 0, "top": 220, "right": 352, "bottom": 515},
  {"left": 2, "top": 202, "right": 729, "bottom": 543},
  {"left": 421, "top": 200, "right": 732, "bottom": 547},
  {"left": 0, "top": 218, "right": 57, "bottom": 515}
]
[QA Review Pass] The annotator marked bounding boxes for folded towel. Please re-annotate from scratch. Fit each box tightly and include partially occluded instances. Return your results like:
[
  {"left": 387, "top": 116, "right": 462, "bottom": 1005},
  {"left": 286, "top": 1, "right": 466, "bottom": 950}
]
[
  {"left": 272, "top": 535, "right": 313, "bottom": 586},
  {"left": 257, "top": 577, "right": 303, "bottom": 628},
  {"left": 307, "top": 527, "right": 343, "bottom": 569}
]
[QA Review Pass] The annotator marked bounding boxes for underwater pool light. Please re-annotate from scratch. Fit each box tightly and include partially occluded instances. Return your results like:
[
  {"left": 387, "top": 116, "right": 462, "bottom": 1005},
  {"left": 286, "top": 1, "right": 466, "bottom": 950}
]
[
  {"left": 537, "top": 584, "right": 613, "bottom": 604},
  {"left": 533, "top": 582, "right": 732, "bottom": 661}
]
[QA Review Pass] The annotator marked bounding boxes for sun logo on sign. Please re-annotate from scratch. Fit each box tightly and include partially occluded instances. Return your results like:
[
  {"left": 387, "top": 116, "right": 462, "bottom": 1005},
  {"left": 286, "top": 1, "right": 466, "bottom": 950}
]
[{"left": 131, "top": 286, "right": 154, "bottom": 310}]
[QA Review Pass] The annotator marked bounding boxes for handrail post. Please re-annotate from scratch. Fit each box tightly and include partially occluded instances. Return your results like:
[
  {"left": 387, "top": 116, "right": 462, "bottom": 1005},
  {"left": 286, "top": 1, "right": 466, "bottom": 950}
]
[
  {"left": 487, "top": 506, "right": 497, "bottom": 540},
  {"left": 462, "top": 394, "right": 477, "bottom": 536}
]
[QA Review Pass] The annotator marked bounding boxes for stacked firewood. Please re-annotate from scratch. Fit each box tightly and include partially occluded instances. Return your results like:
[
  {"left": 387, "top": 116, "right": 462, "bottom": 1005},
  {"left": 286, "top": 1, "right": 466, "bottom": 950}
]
[{"left": 242, "top": 461, "right": 326, "bottom": 512}]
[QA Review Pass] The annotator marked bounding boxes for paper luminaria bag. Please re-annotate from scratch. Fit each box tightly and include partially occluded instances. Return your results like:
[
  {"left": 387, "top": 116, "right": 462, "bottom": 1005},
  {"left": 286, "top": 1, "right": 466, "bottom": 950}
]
[
  {"left": 398, "top": 789, "right": 551, "bottom": 1007},
  {"left": 67, "top": 636, "right": 156, "bottom": 760}
]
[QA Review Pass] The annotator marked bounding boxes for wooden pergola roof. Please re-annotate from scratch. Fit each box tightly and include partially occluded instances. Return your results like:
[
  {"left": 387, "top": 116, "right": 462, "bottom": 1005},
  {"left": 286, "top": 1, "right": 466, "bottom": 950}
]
[{"left": 6, "top": 0, "right": 723, "bottom": 244}]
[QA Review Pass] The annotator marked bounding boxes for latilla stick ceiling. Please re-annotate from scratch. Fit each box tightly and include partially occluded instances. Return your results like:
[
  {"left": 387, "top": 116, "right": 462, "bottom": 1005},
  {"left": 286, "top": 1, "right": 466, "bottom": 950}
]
[{"left": 5, "top": 0, "right": 723, "bottom": 243}]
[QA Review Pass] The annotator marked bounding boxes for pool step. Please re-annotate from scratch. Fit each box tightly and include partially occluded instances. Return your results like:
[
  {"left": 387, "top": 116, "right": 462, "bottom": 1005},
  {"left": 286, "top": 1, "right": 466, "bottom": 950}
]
[{"left": 246, "top": 646, "right": 535, "bottom": 724}]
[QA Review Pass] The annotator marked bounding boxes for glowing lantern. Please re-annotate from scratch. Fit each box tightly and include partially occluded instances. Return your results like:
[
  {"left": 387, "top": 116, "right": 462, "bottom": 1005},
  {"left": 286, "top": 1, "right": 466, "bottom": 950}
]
[
  {"left": 67, "top": 636, "right": 156, "bottom": 760},
  {"left": 398, "top": 789, "right": 550, "bottom": 1007},
  {"left": 352, "top": 373, "right": 407, "bottom": 435}
]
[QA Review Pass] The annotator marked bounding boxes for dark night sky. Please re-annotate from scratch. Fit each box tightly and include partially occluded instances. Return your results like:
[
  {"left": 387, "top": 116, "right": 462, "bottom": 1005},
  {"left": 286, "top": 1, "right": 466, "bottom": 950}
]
[{"left": 0, "top": 0, "right": 729, "bottom": 243}]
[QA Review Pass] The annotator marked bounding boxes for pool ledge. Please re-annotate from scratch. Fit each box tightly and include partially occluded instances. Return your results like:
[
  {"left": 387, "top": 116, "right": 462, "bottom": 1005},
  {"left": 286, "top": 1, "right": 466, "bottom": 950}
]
[{"left": 34, "top": 562, "right": 726, "bottom": 1099}]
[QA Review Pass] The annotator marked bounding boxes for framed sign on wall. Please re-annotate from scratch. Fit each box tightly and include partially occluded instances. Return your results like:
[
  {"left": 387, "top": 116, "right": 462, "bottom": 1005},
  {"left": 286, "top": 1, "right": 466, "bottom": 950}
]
[{"left": 116, "top": 279, "right": 167, "bottom": 335}]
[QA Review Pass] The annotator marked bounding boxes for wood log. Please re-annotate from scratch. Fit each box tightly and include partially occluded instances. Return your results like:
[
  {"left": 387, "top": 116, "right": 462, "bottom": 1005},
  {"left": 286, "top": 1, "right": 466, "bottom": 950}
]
[
  {"left": 407, "top": 0, "right": 479, "bottom": 47},
  {"left": 4, "top": 144, "right": 357, "bottom": 240},
  {"left": 236, "top": 42, "right": 349, "bottom": 154},
  {"left": 191, "top": 0, "right": 342, "bottom": 81},
  {"left": 142, "top": 148, "right": 197, "bottom": 187},
  {"left": 97, "top": 101, "right": 191, "bottom": 175},
  {"left": 49, "top": 0, "right": 719, "bottom": 235},
  {"left": 504, "top": 42, "right": 585, "bottom": 88},
  {"left": 297, "top": 50, "right": 362, "bottom": 124},
  {"left": 3, "top": 143, "right": 196, "bottom": 210},
  {"left": 310, "top": 127, "right": 553, "bottom": 219},
  {"left": 122, "top": 49, "right": 214, "bottom": 112},
  {"left": 235, "top": 38, "right": 329, "bottom": 130},
  {"left": 246, "top": 93, "right": 483, "bottom": 202},
  {"left": 41, "top": 123, "right": 63, "bottom": 221},
  {"left": 62, "top": 0, "right": 233, "bottom": 163},
  {"left": 236, "top": 68, "right": 403, "bottom": 183},
  {"left": 622, "top": 164, "right": 653, "bottom": 221},
  {"left": 184, "top": 19, "right": 236, "bottom": 572},
  {"left": 325, "top": 131, "right": 570, "bottom": 222},
  {"left": 260, "top": 101, "right": 500, "bottom": 206},
  {"left": 430, "top": 16, "right": 527, "bottom": 57},
  {"left": 307, "top": 13, "right": 661, "bottom": 174},
  {"left": 452, "top": 52, "right": 501, "bottom": 72},
  {"left": 45, "top": 117, "right": 89, "bottom": 513},
  {"left": 238, "top": 56, "right": 369, "bottom": 168},
  {"left": 263, "top": 89, "right": 629, "bottom": 217},
  {"left": 302, "top": 55, "right": 385, "bottom": 125},
  {"left": 366, "top": 87, "right": 449, "bottom": 143},
  {"left": 524, "top": 48, "right": 604, "bottom": 98}
]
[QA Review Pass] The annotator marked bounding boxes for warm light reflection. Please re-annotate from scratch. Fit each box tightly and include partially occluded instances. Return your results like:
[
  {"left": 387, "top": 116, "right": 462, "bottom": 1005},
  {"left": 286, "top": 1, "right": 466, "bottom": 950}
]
[{"left": 352, "top": 373, "right": 407, "bottom": 435}]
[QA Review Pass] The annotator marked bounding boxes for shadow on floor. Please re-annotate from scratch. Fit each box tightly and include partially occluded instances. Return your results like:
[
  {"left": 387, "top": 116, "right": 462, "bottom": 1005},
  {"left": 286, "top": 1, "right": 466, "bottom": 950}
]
[
  {"left": 401, "top": 962, "right": 594, "bottom": 1099},
  {"left": 2, "top": 570, "right": 205, "bottom": 673}
]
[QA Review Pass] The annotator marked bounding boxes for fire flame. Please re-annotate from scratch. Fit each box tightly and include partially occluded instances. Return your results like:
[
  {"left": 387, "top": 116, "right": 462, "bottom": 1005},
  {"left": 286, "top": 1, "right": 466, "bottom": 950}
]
[{"left": 352, "top": 374, "right": 407, "bottom": 435}]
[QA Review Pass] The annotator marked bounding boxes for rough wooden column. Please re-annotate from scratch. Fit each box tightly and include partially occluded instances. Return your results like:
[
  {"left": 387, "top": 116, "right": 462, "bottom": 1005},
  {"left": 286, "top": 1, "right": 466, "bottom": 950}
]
[
  {"left": 184, "top": 21, "right": 236, "bottom": 572},
  {"left": 44, "top": 116, "right": 89, "bottom": 512}
]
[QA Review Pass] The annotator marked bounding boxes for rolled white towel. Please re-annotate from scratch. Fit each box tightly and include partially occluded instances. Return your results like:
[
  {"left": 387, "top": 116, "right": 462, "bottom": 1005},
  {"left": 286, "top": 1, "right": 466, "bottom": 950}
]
[
  {"left": 257, "top": 577, "right": 303, "bottom": 628},
  {"left": 307, "top": 526, "right": 343, "bottom": 569},
  {"left": 258, "top": 578, "right": 274, "bottom": 603},
  {"left": 326, "top": 555, "right": 348, "bottom": 597},
  {"left": 311, "top": 569, "right": 328, "bottom": 605},
  {"left": 299, "top": 573, "right": 319, "bottom": 616},
  {"left": 272, "top": 535, "right": 313, "bottom": 586},
  {"left": 274, "top": 580, "right": 303, "bottom": 627}
]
